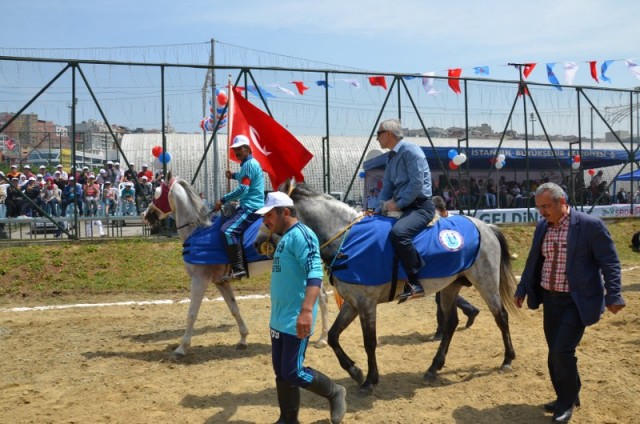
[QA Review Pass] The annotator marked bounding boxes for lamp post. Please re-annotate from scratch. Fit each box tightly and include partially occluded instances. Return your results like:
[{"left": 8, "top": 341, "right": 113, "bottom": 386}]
[{"left": 529, "top": 112, "right": 536, "bottom": 140}]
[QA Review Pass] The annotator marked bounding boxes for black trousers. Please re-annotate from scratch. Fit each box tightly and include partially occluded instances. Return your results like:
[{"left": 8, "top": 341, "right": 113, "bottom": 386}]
[
  {"left": 389, "top": 198, "right": 434, "bottom": 277},
  {"left": 543, "top": 290, "right": 585, "bottom": 411}
]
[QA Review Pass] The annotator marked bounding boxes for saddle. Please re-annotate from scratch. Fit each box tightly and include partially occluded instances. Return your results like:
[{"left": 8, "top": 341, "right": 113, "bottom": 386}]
[
  {"left": 182, "top": 216, "right": 269, "bottom": 265},
  {"left": 329, "top": 214, "right": 480, "bottom": 287}
]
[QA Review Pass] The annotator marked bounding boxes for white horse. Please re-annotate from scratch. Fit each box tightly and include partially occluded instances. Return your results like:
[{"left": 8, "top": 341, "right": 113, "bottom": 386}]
[{"left": 143, "top": 174, "right": 328, "bottom": 358}]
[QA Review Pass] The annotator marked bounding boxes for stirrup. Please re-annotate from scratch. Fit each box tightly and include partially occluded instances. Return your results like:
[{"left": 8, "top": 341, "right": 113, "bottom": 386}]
[{"left": 397, "top": 284, "right": 425, "bottom": 304}]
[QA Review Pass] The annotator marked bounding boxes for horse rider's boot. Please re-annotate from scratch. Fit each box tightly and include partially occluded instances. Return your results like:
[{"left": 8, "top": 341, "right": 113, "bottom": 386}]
[
  {"left": 397, "top": 276, "right": 425, "bottom": 304},
  {"left": 305, "top": 370, "right": 347, "bottom": 424},
  {"left": 224, "top": 243, "right": 247, "bottom": 279},
  {"left": 274, "top": 380, "right": 300, "bottom": 424}
]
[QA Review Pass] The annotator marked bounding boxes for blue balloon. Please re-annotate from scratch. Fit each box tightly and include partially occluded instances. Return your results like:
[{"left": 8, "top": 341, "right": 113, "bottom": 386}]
[
  {"left": 448, "top": 149, "right": 458, "bottom": 160},
  {"left": 158, "top": 152, "right": 172, "bottom": 164},
  {"left": 359, "top": 171, "right": 366, "bottom": 179}
]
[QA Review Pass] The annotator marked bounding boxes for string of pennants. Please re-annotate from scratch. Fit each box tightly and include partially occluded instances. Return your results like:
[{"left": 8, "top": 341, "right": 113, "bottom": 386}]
[{"left": 199, "top": 58, "right": 640, "bottom": 131}]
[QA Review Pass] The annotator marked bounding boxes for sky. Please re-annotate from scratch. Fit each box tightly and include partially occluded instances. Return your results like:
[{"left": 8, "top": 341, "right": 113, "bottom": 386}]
[
  {"left": 1, "top": 0, "right": 640, "bottom": 139},
  {"left": 2, "top": 0, "right": 640, "bottom": 88}
]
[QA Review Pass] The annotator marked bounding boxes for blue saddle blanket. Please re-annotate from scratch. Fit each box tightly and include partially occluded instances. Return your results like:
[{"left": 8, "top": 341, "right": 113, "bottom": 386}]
[
  {"left": 182, "top": 216, "right": 269, "bottom": 265},
  {"left": 331, "top": 215, "right": 480, "bottom": 285}
]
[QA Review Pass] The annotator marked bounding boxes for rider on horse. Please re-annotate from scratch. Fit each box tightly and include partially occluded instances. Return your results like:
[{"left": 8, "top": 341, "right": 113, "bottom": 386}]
[
  {"left": 374, "top": 118, "right": 435, "bottom": 303},
  {"left": 213, "top": 135, "right": 265, "bottom": 279}
]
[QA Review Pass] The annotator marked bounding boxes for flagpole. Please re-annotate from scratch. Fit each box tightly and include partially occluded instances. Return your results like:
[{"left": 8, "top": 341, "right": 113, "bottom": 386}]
[{"left": 226, "top": 74, "right": 232, "bottom": 193}]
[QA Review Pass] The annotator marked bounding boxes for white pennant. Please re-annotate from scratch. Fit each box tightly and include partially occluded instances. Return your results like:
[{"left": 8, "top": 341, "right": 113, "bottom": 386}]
[
  {"left": 625, "top": 59, "right": 640, "bottom": 81},
  {"left": 564, "top": 62, "right": 579, "bottom": 85}
]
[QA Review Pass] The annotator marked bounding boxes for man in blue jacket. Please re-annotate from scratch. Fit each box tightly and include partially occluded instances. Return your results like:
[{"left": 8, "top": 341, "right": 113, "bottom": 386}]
[
  {"left": 514, "top": 182, "right": 625, "bottom": 423},
  {"left": 375, "top": 118, "right": 435, "bottom": 302},
  {"left": 214, "top": 135, "right": 265, "bottom": 279}
]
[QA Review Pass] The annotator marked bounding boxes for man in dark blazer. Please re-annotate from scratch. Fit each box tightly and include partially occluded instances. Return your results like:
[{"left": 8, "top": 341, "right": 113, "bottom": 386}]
[{"left": 514, "top": 182, "right": 625, "bottom": 423}]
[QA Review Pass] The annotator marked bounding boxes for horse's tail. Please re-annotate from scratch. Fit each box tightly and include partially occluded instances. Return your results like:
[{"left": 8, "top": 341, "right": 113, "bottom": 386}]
[{"left": 489, "top": 224, "right": 519, "bottom": 316}]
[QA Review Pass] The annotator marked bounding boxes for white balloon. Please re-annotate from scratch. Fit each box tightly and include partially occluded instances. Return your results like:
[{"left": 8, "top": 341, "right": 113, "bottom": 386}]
[
  {"left": 497, "top": 154, "right": 506, "bottom": 162},
  {"left": 458, "top": 153, "right": 467, "bottom": 164},
  {"left": 571, "top": 161, "right": 580, "bottom": 170},
  {"left": 495, "top": 161, "right": 504, "bottom": 170},
  {"left": 452, "top": 155, "right": 464, "bottom": 165}
]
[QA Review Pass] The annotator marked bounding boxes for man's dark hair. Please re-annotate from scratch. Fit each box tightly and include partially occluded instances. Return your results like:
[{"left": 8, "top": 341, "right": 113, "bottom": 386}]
[{"left": 274, "top": 206, "right": 297, "bottom": 217}]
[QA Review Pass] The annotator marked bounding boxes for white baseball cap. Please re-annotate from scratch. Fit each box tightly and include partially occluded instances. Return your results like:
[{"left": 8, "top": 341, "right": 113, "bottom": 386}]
[
  {"left": 255, "top": 192, "right": 294, "bottom": 215},
  {"left": 230, "top": 135, "right": 250, "bottom": 149}
]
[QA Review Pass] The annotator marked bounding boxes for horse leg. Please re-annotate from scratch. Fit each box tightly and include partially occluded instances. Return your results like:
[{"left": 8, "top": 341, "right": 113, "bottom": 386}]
[
  {"left": 173, "top": 269, "right": 208, "bottom": 358},
  {"left": 493, "top": 304, "right": 515, "bottom": 371},
  {"left": 357, "top": 301, "right": 379, "bottom": 396},
  {"left": 215, "top": 281, "right": 249, "bottom": 350},
  {"left": 313, "top": 285, "right": 329, "bottom": 349},
  {"left": 327, "top": 301, "right": 363, "bottom": 385},
  {"left": 424, "top": 284, "right": 460, "bottom": 383}
]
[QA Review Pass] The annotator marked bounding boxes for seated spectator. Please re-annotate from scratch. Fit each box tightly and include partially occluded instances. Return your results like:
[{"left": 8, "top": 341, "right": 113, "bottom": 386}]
[
  {"left": 83, "top": 174, "right": 101, "bottom": 216},
  {"left": 6, "top": 177, "right": 27, "bottom": 217},
  {"left": 616, "top": 188, "right": 628, "bottom": 204},
  {"left": 120, "top": 182, "right": 136, "bottom": 215},
  {"left": 139, "top": 176, "right": 153, "bottom": 209},
  {"left": 42, "top": 178, "right": 62, "bottom": 217},
  {"left": 6, "top": 164, "right": 22, "bottom": 180},
  {"left": 22, "top": 177, "right": 43, "bottom": 217},
  {"left": 61, "top": 176, "right": 83, "bottom": 216},
  {"left": 635, "top": 187, "right": 640, "bottom": 204},
  {"left": 102, "top": 181, "right": 119, "bottom": 216}
]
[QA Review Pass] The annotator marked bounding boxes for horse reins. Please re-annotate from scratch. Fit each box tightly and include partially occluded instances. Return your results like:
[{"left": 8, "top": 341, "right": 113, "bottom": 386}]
[{"left": 320, "top": 213, "right": 365, "bottom": 249}]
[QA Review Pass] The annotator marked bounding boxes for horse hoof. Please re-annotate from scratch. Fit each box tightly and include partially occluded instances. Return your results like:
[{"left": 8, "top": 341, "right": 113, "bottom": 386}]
[
  {"left": 423, "top": 372, "right": 438, "bottom": 385},
  {"left": 357, "top": 384, "right": 374, "bottom": 397},
  {"left": 348, "top": 366, "right": 365, "bottom": 385},
  {"left": 499, "top": 363, "right": 513, "bottom": 373},
  {"left": 235, "top": 343, "right": 248, "bottom": 350},
  {"left": 170, "top": 351, "right": 185, "bottom": 362},
  {"left": 313, "top": 339, "right": 328, "bottom": 349}
]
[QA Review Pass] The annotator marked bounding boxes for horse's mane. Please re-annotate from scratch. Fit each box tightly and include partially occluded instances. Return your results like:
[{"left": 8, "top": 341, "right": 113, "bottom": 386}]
[{"left": 173, "top": 178, "right": 212, "bottom": 228}]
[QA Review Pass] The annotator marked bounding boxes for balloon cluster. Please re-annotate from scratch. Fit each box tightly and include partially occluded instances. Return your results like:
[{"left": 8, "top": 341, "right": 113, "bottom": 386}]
[
  {"left": 493, "top": 154, "right": 507, "bottom": 170},
  {"left": 151, "top": 145, "right": 171, "bottom": 170},
  {"left": 571, "top": 155, "right": 581, "bottom": 170},
  {"left": 200, "top": 89, "right": 228, "bottom": 132},
  {"left": 447, "top": 149, "right": 468, "bottom": 170}
]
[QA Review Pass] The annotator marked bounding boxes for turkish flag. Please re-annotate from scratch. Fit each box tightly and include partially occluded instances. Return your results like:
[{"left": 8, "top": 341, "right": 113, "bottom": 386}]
[
  {"left": 5, "top": 138, "right": 15, "bottom": 151},
  {"left": 448, "top": 68, "right": 462, "bottom": 94},
  {"left": 229, "top": 87, "right": 313, "bottom": 188},
  {"left": 368, "top": 76, "right": 387, "bottom": 90},
  {"left": 523, "top": 63, "right": 536, "bottom": 79}
]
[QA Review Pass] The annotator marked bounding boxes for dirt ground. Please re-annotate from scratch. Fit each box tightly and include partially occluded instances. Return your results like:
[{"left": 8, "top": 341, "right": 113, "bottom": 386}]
[{"left": 1, "top": 268, "right": 639, "bottom": 424}]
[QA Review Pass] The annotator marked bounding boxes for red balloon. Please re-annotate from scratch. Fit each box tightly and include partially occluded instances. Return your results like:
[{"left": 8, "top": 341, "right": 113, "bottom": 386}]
[
  {"left": 449, "top": 161, "right": 459, "bottom": 170},
  {"left": 588, "top": 168, "right": 595, "bottom": 176},
  {"left": 151, "top": 145, "right": 163, "bottom": 158},
  {"left": 217, "top": 91, "right": 228, "bottom": 106},
  {"left": 574, "top": 155, "right": 581, "bottom": 162}
]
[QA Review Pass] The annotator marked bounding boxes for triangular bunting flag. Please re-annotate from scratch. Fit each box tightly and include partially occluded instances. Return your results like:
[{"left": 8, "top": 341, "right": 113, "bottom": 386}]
[
  {"left": 589, "top": 61, "right": 599, "bottom": 83},
  {"left": 291, "top": 81, "right": 309, "bottom": 95},
  {"left": 448, "top": 68, "right": 462, "bottom": 94},
  {"left": 625, "top": 59, "right": 640, "bottom": 81},
  {"left": 545, "top": 63, "right": 562, "bottom": 91},
  {"left": 564, "top": 62, "right": 579, "bottom": 85},
  {"left": 523, "top": 63, "right": 536, "bottom": 79},
  {"left": 601, "top": 60, "right": 614, "bottom": 83},
  {"left": 421, "top": 72, "right": 438, "bottom": 95},
  {"left": 368, "top": 76, "right": 387, "bottom": 90}
]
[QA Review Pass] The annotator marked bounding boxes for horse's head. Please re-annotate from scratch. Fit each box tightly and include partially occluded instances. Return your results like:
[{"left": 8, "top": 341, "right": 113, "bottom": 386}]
[
  {"left": 142, "top": 171, "right": 175, "bottom": 229},
  {"left": 253, "top": 222, "right": 280, "bottom": 258}
]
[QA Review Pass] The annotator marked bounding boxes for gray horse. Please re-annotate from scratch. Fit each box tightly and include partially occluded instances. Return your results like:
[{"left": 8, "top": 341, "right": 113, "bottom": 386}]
[{"left": 256, "top": 181, "right": 518, "bottom": 396}]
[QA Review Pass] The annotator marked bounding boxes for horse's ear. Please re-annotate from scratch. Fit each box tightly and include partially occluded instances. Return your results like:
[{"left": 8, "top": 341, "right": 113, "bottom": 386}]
[
  {"left": 166, "top": 170, "right": 172, "bottom": 182},
  {"left": 278, "top": 178, "right": 291, "bottom": 194}
]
